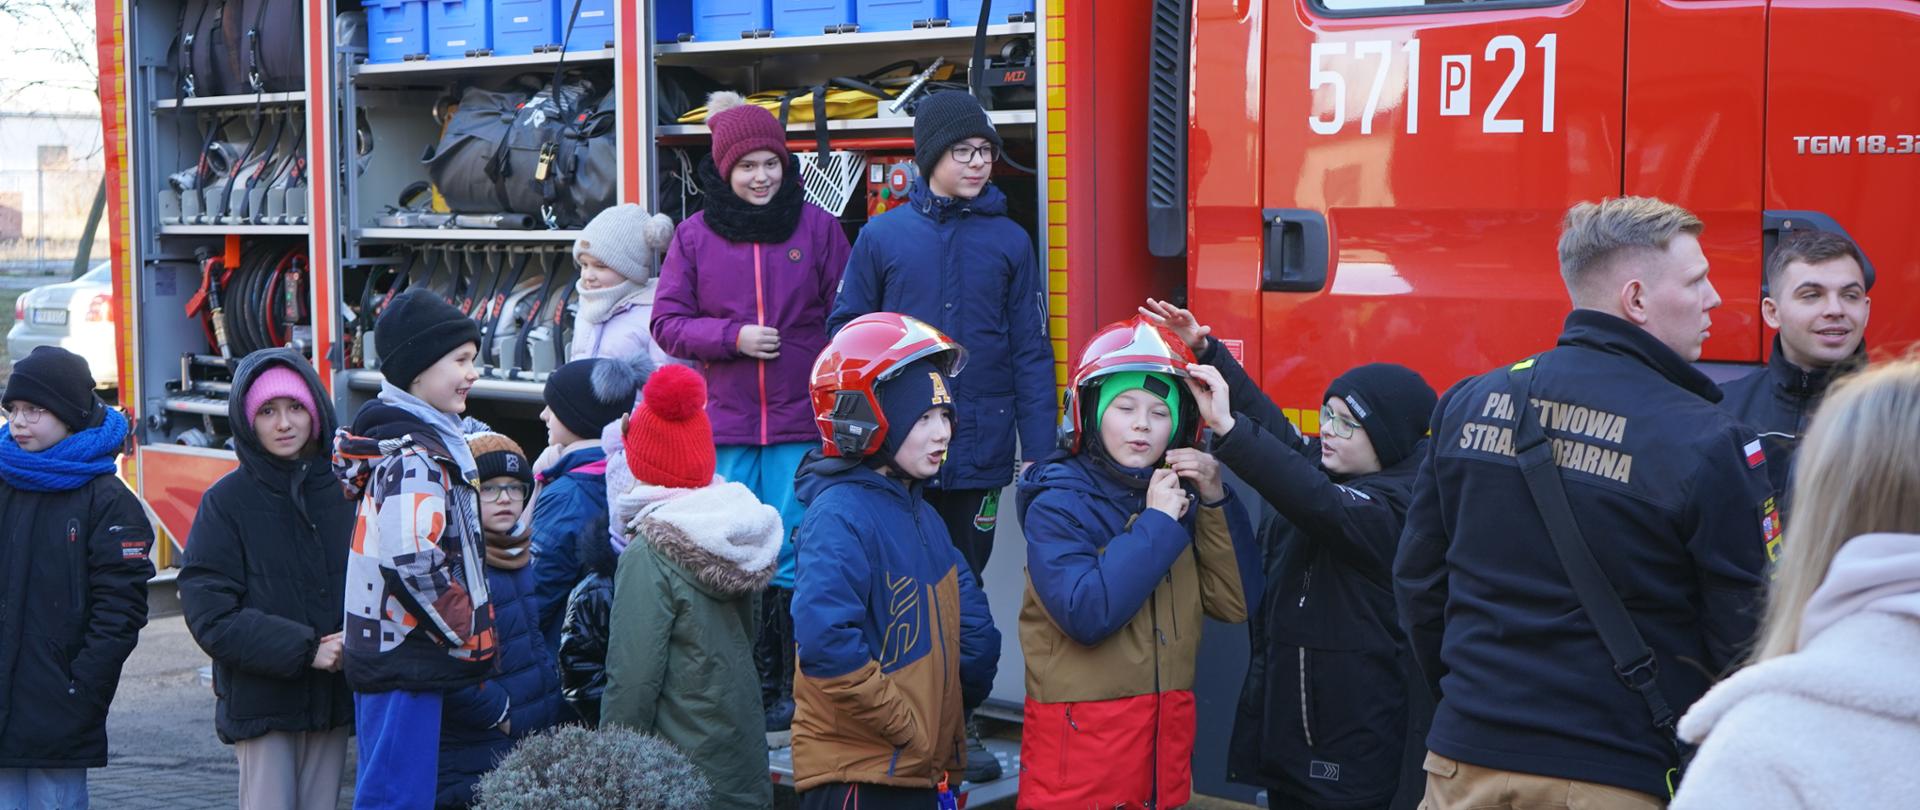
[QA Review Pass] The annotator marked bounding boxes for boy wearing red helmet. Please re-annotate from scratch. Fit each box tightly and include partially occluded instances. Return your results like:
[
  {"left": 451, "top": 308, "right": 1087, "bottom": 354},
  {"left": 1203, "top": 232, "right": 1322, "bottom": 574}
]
[
  {"left": 789, "top": 314, "right": 1001, "bottom": 810},
  {"left": 1014, "top": 316, "right": 1261, "bottom": 809}
]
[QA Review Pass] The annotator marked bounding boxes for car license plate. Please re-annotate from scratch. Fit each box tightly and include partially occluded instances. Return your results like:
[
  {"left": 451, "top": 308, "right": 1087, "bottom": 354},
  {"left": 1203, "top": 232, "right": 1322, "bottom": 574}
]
[{"left": 30, "top": 308, "right": 68, "bottom": 326}]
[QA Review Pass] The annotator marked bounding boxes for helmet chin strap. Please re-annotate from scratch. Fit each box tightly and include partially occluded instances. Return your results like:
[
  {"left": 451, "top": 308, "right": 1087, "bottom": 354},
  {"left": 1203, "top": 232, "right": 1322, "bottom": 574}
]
[{"left": 1083, "top": 430, "right": 1156, "bottom": 491}]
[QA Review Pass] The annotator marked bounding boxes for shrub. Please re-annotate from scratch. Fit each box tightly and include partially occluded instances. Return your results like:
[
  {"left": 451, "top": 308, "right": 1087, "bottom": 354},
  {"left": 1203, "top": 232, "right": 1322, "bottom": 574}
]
[{"left": 474, "top": 724, "right": 712, "bottom": 810}]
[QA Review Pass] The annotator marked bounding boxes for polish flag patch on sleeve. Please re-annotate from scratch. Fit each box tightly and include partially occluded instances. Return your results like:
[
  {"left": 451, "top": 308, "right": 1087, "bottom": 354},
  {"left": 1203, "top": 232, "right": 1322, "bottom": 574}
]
[{"left": 1744, "top": 439, "right": 1765, "bottom": 468}]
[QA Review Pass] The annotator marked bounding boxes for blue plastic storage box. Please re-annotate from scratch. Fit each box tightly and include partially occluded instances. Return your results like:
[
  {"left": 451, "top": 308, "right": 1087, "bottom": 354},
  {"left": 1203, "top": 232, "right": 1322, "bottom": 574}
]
[
  {"left": 655, "top": 0, "right": 692, "bottom": 42},
  {"left": 946, "top": 0, "right": 1030, "bottom": 26},
  {"left": 771, "top": 0, "right": 852, "bottom": 36},
  {"left": 855, "top": 0, "right": 939, "bottom": 31},
  {"left": 366, "top": 0, "right": 427, "bottom": 62},
  {"left": 492, "top": 0, "right": 557, "bottom": 54},
  {"left": 692, "top": 0, "right": 773, "bottom": 40},
  {"left": 561, "top": 0, "right": 615, "bottom": 50},
  {"left": 428, "top": 0, "right": 491, "bottom": 59}
]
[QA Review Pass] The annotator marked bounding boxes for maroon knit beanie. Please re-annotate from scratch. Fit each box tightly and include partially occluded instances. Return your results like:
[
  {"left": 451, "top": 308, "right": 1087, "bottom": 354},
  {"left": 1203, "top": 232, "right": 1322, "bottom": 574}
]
[
  {"left": 706, "top": 91, "right": 790, "bottom": 177},
  {"left": 624, "top": 365, "right": 716, "bottom": 489}
]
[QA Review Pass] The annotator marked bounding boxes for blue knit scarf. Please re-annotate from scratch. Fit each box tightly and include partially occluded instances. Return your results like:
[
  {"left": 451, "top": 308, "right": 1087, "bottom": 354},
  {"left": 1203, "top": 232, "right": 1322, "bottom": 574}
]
[{"left": 0, "top": 408, "right": 128, "bottom": 492}]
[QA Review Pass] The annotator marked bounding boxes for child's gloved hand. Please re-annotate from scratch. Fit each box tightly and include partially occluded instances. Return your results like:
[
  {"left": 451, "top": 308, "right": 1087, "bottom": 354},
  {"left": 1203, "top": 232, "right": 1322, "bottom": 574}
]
[
  {"left": 1147, "top": 468, "right": 1190, "bottom": 521},
  {"left": 1165, "top": 448, "right": 1225, "bottom": 504},
  {"left": 1183, "top": 364, "right": 1235, "bottom": 436},
  {"left": 1138, "top": 297, "right": 1210, "bottom": 354}
]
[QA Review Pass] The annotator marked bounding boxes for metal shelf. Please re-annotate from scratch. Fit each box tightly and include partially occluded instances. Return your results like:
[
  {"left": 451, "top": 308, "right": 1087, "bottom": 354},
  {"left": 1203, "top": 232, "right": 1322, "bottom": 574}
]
[
  {"left": 159, "top": 224, "right": 312, "bottom": 236},
  {"left": 341, "top": 369, "right": 546, "bottom": 404},
  {"left": 152, "top": 91, "right": 308, "bottom": 110},
  {"left": 658, "top": 108, "right": 1036, "bottom": 137},
  {"left": 357, "top": 227, "right": 585, "bottom": 242},
  {"left": 655, "top": 22, "right": 1034, "bottom": 64},
  {"left": 354, "top": 48, "right": 615, "bottom": 81}
]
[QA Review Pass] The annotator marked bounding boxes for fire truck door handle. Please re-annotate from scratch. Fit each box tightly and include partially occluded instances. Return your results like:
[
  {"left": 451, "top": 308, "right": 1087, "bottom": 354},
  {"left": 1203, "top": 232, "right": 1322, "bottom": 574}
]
[
  {"left": 1261, "top": 209, "right": 1330, "bottom": 293},
  {"left": 1760, "top": 210, "right": 1876, "bottom": 296}
]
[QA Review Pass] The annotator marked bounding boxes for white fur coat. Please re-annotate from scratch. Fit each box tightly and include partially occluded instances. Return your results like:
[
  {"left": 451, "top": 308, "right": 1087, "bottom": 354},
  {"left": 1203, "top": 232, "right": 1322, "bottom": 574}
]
[
  {"left": 1673, "top": 533, "right": 1920, "bottom": 809},
  {"left": 603, "top": 419, "right": 781, "bottom": 596}
]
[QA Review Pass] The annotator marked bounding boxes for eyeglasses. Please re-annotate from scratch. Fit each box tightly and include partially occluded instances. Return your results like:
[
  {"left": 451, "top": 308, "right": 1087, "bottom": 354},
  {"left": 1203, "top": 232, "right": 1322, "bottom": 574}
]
[
  {"left": 480, "top": 482, "right": 530, "bottom": 503},
  {"left": 1319, "top": 406, "right": 1364, "bottom": 440},
  {"left": 950, "top": 143, "right": 998, "bottom": 164},
  {"left": 3, "top": 404, "right": 51, "bottom": 425}
]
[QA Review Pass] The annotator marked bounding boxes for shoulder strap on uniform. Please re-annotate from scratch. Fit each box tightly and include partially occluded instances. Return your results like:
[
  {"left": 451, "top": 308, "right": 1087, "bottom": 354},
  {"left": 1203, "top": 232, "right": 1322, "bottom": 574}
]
[{"left": 1506, "top": 358, "right": 1687, "bottom": 782}]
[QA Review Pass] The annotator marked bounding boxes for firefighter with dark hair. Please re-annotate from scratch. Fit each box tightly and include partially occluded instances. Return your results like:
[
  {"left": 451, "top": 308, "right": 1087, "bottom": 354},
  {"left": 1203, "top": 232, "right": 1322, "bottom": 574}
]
[{"left": 1719, "top": 229, "right": 1872, "bottom": 504}]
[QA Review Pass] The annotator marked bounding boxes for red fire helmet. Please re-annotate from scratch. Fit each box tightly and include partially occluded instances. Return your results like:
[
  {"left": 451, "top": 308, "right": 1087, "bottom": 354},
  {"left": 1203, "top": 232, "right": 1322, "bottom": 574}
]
[
  {"left": 1058, "top": 315, "right": 1200, "bottom": 453},
  {"left": 810, "top": 312, "right": 968, "bottom": 459}
]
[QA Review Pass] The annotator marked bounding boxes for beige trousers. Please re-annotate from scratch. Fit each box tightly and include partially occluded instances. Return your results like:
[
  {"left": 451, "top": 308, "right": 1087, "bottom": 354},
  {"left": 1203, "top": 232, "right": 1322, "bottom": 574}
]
[
  {"left": 234, "top": 726, "right": 350, "bottom": 810},
  {"left": 1417, "top": 752, "right": 1666, "bottom": 810}
]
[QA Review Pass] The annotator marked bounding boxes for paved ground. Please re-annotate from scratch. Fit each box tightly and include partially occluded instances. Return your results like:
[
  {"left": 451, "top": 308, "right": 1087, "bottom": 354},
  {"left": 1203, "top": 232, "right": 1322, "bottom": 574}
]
[
  {"left": 83, "top": 583, "right": 1252, "bottom": 810},
  {"left": 86, "top": 584, "right": 357, "bottom": 810}
]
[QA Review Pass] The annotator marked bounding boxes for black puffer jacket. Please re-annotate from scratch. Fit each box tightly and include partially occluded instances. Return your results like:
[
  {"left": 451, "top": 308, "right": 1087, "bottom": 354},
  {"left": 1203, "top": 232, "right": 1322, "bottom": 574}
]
[
  {"left": 0, "top": 418, "right": 155, "bottom": 768},
  {"left": 558, "top": 515, "right": 615, "bottom": 725},
  {"left": 179, "top": 349, "right": 354, "bottom": 744},
  {"left": 1202, "top": 340, "right": 1426, "bottom": 809}
]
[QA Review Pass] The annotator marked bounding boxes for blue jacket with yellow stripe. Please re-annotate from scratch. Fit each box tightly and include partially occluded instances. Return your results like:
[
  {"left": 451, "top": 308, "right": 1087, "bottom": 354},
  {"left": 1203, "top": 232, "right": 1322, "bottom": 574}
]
[{"left": 789, "top": 454, "right": 1000, "bottom": 791}]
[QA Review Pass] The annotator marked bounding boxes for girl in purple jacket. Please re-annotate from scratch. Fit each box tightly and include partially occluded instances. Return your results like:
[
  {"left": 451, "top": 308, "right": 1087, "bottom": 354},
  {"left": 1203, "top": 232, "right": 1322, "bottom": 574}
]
[{"left": 650, "top": 91, "right": 850, "bottom": 737}]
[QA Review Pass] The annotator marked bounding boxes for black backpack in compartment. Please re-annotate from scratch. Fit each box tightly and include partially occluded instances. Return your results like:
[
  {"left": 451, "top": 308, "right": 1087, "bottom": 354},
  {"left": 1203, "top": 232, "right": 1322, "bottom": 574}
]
[
  {"left": 226, "top": 0, "right": 305, "bottom": 93},
  {"left": 422, "top": 84, "right": 529, "bottom": 216},
  {"left": 553, "top": 92, "right": 616, "bottom": 228},
  {"left": 422, "top": 73, "right": 614, "bottom": 228}
]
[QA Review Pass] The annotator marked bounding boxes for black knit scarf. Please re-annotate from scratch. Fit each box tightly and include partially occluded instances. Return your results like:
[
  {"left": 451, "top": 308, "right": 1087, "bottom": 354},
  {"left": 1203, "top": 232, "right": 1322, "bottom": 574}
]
[{"left": 697, "top": 154, "right": 806, "bottom": 245}]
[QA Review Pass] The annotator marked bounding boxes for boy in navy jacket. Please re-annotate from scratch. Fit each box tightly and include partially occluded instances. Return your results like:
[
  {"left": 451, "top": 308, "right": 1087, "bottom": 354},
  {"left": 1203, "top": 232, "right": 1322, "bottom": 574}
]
[{"left": 790, "top": 314, "right": 1000, "bottom": 809}]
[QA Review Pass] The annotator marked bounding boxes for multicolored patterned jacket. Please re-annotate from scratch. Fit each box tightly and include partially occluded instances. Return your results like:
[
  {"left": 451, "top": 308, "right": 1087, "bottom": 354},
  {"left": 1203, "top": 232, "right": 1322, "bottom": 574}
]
[{"left": 333, "top": 401, "right": 496, "bottom": 693}]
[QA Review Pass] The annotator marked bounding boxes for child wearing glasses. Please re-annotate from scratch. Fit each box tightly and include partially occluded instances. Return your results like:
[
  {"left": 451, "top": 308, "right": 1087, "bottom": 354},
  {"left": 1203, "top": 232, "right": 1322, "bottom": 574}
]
[
  {"left": 435, "top": 432, "right": 562, "bottom": 808},
  {"left": 0, "top": 347, "right": 153, "bottom": 810},
  {"left": 1142, "top": 299, "right": 1438, "bottom": 810},
  {"left": 828, "top": 91, "right": 1054, "bottom": 782}
]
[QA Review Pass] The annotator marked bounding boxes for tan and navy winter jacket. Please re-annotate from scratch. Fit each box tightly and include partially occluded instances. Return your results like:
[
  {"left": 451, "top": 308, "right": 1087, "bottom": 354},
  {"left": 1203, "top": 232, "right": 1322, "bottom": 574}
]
[
  {"left": 1015, "top": 453, "right": 1260, "bottom": 703},
  {"left": 788, "top": 457, "right": 1001, "bottom": 791}
]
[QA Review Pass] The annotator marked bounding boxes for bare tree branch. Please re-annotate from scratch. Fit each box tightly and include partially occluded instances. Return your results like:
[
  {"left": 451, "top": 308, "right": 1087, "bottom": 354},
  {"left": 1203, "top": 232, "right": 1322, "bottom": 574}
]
[{"left": 0, "top": 0, "right": 99, "bottom": 101}]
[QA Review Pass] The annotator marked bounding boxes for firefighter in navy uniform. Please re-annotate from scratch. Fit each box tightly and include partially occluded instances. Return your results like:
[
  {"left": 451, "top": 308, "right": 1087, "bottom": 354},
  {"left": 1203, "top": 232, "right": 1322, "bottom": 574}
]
[
  {"left": 1718, "top": 229, "right": 1871, "bottom": 508},
  {"left": 1394, "top": 198, "right": 1778, "bottom": 810}
]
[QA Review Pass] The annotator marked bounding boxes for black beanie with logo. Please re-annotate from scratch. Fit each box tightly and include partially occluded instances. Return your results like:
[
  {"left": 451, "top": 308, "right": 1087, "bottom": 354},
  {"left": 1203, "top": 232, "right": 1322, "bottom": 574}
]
[{"left": 1322, "top": 363, "right": 1437, "bottom": 469}]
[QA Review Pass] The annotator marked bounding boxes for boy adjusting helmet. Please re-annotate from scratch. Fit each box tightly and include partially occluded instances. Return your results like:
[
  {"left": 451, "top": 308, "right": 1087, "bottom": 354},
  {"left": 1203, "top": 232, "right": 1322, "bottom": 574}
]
[
  {"left": 1058, "top": 315, "right": 1203, "bottom": 454},
  {"left": 809, "top": 312, "right": 968, "bottom": 462}
]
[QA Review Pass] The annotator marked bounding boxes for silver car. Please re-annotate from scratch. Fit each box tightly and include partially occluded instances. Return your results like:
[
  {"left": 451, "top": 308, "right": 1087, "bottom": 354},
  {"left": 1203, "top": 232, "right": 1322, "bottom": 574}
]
[{"left": 8, "top": 263, "right": 119, "bottom": 387}]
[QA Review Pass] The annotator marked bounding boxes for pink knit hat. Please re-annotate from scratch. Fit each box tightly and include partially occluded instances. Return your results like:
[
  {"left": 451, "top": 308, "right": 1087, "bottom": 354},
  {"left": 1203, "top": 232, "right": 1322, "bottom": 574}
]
[
  {"left": 244, "top": 364, "right": 319, "bottom": 421},
  {"left": 706, "top": 92, "right": 789, "bottom": 175}
]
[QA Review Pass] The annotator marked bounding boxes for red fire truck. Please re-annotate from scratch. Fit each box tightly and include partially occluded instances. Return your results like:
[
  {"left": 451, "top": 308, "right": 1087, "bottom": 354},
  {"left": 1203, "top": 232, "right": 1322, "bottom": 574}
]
[{"left": 1164, "top": 0, "right": 1920, "bottom": 436}]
